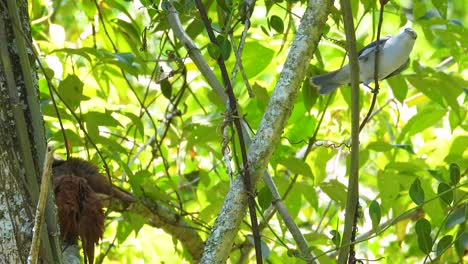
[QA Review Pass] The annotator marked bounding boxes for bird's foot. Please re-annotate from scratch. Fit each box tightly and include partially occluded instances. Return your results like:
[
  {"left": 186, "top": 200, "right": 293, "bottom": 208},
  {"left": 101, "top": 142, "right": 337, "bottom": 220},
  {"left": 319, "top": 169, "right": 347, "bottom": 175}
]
[{"left": 363, "top": 83, "right": 380, "bottom": 94}]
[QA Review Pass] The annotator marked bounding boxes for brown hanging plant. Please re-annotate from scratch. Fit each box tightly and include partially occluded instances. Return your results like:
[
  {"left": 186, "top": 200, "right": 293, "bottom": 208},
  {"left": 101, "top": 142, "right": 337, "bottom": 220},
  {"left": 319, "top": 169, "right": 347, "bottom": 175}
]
[{"left": 53, "top": 158, "right": 136, "bottom": 264}]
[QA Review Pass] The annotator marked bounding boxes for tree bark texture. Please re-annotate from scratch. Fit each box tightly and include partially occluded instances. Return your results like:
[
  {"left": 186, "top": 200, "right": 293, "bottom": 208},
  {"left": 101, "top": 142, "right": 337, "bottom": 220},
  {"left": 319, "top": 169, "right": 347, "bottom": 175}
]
[
  {"left": 0, "top": 0, "right": 60, "bottom": 262},
  {"left": 200, "top": 0, "right": 333, "bottom": 262}
]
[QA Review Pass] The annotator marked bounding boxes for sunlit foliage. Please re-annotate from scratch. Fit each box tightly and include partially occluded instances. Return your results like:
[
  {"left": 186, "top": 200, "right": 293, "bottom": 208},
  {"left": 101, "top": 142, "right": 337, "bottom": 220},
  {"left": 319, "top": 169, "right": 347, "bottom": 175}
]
[{"left": 30, "top": 0, "right": 466, "bottom": 262}]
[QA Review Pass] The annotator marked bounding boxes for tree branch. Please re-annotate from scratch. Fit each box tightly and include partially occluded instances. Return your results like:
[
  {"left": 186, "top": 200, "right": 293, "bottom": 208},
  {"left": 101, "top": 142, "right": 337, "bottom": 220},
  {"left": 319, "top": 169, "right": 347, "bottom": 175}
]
[
  {"left": 109, "top": 198, "right": 206, "bottom": 262},
  {"left": 337, "top": 0, "right": 360, "bottom": 262},
  {"left": 191, "top": 0, "right": 263, "bottom": 262},
  {"left": 163, "top": 1, "right": 228, "bottom": 103},
  {"left": 200, "top": 0, "right": 332, "bottom": 262}
]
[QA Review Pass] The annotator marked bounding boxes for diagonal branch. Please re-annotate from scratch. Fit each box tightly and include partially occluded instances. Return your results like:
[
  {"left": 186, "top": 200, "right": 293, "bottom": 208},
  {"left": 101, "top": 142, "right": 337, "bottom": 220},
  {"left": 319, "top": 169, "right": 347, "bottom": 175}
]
[
  {"left": 162, "top": 1, "right": 334, "bottom": 262},
  {"left": 163, "top": 2, "right": 227, "bottom": 103},
  {"left": 191, "top": 1, "right": 262, "bottom": 261},
  {"left": 200, "top": 0, "right": 332, "bottom": 262}
]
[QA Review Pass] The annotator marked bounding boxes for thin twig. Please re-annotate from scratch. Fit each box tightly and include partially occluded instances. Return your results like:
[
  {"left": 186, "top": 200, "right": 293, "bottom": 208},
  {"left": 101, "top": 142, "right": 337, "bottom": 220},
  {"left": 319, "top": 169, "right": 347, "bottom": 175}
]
[
  {"left": 163, "top": 1, "right": 227, "bottom": 103},
  {"left": 228, "top": 0, "right": 256, "bottom": 97},
  {"left": 359, "top": 1, "right": 386, "bottom": 133},
  {"left": 200, "top": 0, "right": 332, "bottom": 261},
  {"left": 28, "top": 150, "right": 55, "bottom": 264},
  {"left": 191, "top": 1, "right": 263, "bottom": 262}
]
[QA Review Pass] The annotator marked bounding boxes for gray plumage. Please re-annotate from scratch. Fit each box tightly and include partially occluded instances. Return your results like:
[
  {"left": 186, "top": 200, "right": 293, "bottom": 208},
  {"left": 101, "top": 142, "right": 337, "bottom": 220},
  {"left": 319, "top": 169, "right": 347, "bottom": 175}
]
[{"left": 310, "top": 28, "right": 417, "bottom": 94}]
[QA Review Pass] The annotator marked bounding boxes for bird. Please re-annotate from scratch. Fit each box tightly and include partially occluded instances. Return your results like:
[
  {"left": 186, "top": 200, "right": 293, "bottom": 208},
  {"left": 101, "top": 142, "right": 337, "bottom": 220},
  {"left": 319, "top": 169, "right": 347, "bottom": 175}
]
[
  {"left": 52, "top": 158, "right": 136, "bottom": 264},
  {"left": 310, "top": 27, "right": 417, "bottom": 94}
]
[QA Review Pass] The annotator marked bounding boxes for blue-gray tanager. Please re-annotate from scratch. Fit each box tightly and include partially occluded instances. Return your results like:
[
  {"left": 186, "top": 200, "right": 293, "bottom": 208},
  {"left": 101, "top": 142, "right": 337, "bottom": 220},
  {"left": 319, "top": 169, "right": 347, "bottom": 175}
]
[{"left": 310, "top": 28, "right": 417, "bottom": 94}]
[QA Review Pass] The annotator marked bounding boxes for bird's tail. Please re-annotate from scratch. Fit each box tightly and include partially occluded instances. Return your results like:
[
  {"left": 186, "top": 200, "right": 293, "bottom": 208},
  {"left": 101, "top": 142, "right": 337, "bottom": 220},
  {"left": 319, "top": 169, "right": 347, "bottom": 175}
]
[{"left": 310, "top": 68, "right": 348, "bottom": 94}]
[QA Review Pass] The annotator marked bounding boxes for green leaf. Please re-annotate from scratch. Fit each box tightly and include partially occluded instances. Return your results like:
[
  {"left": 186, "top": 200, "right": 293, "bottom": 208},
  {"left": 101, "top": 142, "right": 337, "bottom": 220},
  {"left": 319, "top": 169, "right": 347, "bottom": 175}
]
[
  {"left": 407, "top": 75, "right": 444, "bottom": 106},
  {"left": 302, "top": 76, "right": 318, "bottom": 111},
  {"left": 415, "top": 218, "right": 431, "bottom": 235},
  {"left": 409, "top": 178, "right": 425, "bottom": 205},
  {"left": 242, "top": 42, "right": 275, "bottom": 78},
  {"left": 312, "top": 148, "right": 335, "bottom": 184},
  {"left": 445, "top": 207, "right": 466, "bottom": 229},
  {"left": 245, "top": 236, "right": 270, "bottom": 260},
  {"left": 397, "top": 106, "right": 446, "bottom": 143},
  {"left": 82, "top": 2, "right": 97, "bottom": 19},
  {"left": 352, "top": 0, "right": 360, "bottom": 18},
  {"left": 330, "top": 230, "right": 341, "bottom": 248},
  {"left": 417, "top": 233, "right": 433, "bottom": 254},
  {"left": 449, "top": 109, "right": 461, "bottom": 130},
  {"left": 53, "top": 48, "right": 93, "bottom": 62},
  {"left": 437, "top": 182, "right": 453, "bottom": 205},
  {"left": 358, "top": 149, "right": 369, "bottom": 168},
  {"left": 369, "top": 200, "right": 381, "bottom": 231},
  {"left": 285, "top": 111, "right": 316, "bottom": 143},
  {"left": 413, "top": 1, "right": 427, "bottom": 19},
  {"left": 377, "top": 171, "right": 400, "bottom": 210},
  {"left": 105, "top": 0, "right": 134, "bottom": 22},
  {"left": 445, "top": 136, "right": 468, "bottom": 163},
  {"left": 128, "top": 170, "right": 152, "bottom": 197},
  {"left": 126, "top": 212, "right": 147, "bottom": 237},
  {"left": 258, "top": 186, "right": 273, "bottom": 212},
  {"left": 415, "top": 218, "right": 433, "bottom": 254},
  {"left": 85, "top": 111, "right": 122, "bottom": 127},
  {"left": 113, "top": 52, "right": 136, "bottom": 65},
  {"left": 303, "top": 232, "right": 330, "bottom": 245},
  {"left": 392, "top": 144, "right": 415, "bottom": 154},
  {"left": 436, "top": 73, "right": 463, "bottom": 116},
  {"left": 252, "top": 82, "right": 270, "bottom": 111},
  {"left": 216, "top": 35, "right": 231, "bottom": 60},
  {"left": 43, "top": 67, "right": 55, "bottom": 80},
  {"left": 431, "top": 0, "right": 447, "bottom": 19},
  {"left": 115, "top": 19, "right": 141, "bottom": 44},
  {"left": 58, "top": 74, "right": 85, "bottom": 111},
  {"left": 386, "top": 161, "right": 424, "bottom": 173},
  {"left": 103, "top": 52, "right": 138, "bottom": 76},
  {"left": 260, "top": 239, "right": 270, "bottom": 260},
  {"left": 122, "top": 112, "right": 144, "bottom": 138},
  {"left": 320, "top": 180, "right": 347, "bottom": 206},
  {"left": 297, "top": 183, "right": 318, "bottom": 209},
  {"left": 387, "top": 75, "right": 408, "bottom": 103},
  {"left": 435, "top": 235, "right": 452, "bottom": 257},
  {"left": 361, "top": 0, "right": 375, "bottom": 10},
  {"left": 51, "top": 129, "right": 83, "bottom": 147},
  {"left": 260, "top": 25, "right": 269, "bottom": 36},
  {"left": 199, "top": 201, "right": 223, "bottom": 223},
  {"left": 270, "top": 15, "right": 284, "bottom": 34},
  {"left": 104, "top": 112, "right": 125, "bottom": 128},
  {"left": 455, "top": 232, "right": 468, "bottom": 257},
  {"left": 116, "top": 219, "right": 134, "bottom": 244},
  {"left": 286, "top": 186, "right": 302, "bottom": 218},
  {"left": 216, "top": 0, "right": 232, "bottom": 12},
  {"left": 186, "top": 124, "right": 220, "bottom": 150},
  {"left": 279, "top": 157, "right": 313, "bottom": 179},
  {"left": 96, "top": 136, "right": 127, "bottom": 154},
  {"left": 42, "top": 104, "right": 72, "bottom": 120},
  {"left": 161, "top": 79, "right": 172, "bottom": 99},
  {"left": 367, "top": 142, "right": 392, "bottom": 152},
  {"left": 207, "top": 42, "right": 221, "bottom": 60},
  {"left": 449, "top": 163, "right": 461, "bottom": 185}
]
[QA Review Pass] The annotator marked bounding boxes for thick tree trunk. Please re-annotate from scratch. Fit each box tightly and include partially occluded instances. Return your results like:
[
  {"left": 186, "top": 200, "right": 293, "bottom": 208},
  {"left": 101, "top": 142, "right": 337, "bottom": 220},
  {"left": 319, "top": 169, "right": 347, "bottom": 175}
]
[{"left": 0, "top": 0, "right": 61, "bottom": 262}]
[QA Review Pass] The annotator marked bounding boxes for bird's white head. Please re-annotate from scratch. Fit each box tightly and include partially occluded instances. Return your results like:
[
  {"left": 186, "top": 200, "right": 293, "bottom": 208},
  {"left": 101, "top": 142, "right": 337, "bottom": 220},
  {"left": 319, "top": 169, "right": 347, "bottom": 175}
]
[{"left": 403, "top": 28, "right": 417, "bottom": 39}]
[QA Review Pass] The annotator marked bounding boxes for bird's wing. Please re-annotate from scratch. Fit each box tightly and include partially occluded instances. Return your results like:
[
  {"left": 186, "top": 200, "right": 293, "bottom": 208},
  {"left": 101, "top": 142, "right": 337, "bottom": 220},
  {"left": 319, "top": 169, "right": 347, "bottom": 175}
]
[
  {"left": 358, "top": 36, "right": 391, "bottom": 61},
  {"left": 383, "top": 59, "right": 410, "bottom": 79}
]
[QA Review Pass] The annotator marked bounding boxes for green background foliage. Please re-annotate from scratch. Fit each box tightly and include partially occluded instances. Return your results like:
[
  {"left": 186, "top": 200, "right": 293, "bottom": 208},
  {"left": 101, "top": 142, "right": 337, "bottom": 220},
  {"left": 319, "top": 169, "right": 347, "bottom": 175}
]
[{"left": 30, "top": 0, "right": 466, "bottom": 262}]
